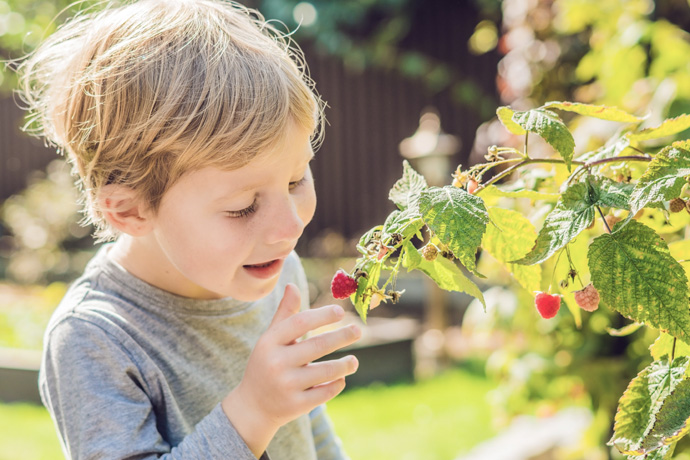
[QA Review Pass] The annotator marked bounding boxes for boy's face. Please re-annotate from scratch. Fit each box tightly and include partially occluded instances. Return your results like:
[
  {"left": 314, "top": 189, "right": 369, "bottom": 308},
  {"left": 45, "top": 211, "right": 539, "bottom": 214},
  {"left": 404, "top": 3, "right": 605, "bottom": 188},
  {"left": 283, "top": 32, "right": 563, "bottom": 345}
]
[{"left": 137, "top": 122, "right": 317, "bottom": 301}]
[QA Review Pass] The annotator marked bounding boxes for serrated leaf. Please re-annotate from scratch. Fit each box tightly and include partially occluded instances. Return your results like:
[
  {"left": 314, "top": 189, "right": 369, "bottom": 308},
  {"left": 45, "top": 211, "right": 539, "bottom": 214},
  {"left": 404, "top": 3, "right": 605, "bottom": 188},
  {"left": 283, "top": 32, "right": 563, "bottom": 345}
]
[
  {"left": 629, "top": 140, "right": 690, "bottom": 216},
  {"left": 418, "top": 186, "right": 489, "bottom": 275},
  {"left": 650, "top": 333, "right": 690, "bottom": 362},
  {"left": 389, "top": 160, "right": 428, "bottom": 210},
  {"left": 479, "top": 184, "right": 560, "bottom": 202},
  {"left": 629, "top": 115, "right": 690, "bottom": 142},
  {"left": 588, "top": 220, "right": 690, "bottom": 341},
  {"left": 356, "top": 225, "right": 383, "bottom": 256},
  {"left": 513, "top": 108, "right": 575, "bottom": 170},
  {"left": 609, "top": 357, "right": 689, "bottom": 455},
  {"left": 543, "top": 101, "right": 644, "bottom": 123},
  {"left": 402, "top": 240, "right": 485, "bottom": 309},
  {"left": 514, "top": 182, "right": 595, "bottom": 265},
  {"left": 669, "top": 240, "right": 690, "bottom": 290},
  {"left": 641, "top": 379, "right": 690, "bottom": 453},
  {"left": 351, "top": 260, "right": 382, "bottom": 323},
  {"left": 496, "top": 106, "right": 526, "bottom": 135},
  {"left": 382, "top": 208, "right": 424, "bottom": 242},
  {"left": 483, "top": 207, "right": 541, "bottom": 293},
  {"left": 595, "top": 176, "right": 635, "bottom": 210}
]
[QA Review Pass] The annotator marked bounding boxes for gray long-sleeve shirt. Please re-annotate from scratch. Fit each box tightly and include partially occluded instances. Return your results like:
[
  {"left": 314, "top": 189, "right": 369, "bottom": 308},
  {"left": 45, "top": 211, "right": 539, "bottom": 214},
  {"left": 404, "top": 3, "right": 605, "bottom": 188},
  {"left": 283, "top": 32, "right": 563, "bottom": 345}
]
[{"left": 39, "top": 243, "right": 348, "bottom": 460}]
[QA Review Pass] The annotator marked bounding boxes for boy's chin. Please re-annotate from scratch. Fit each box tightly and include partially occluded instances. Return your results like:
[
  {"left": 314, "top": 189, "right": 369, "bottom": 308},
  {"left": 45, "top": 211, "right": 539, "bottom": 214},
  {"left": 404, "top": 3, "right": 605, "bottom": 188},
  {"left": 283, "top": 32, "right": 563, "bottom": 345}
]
[{"left": 225, "top": 278, "right": 281, "bottom": 302}]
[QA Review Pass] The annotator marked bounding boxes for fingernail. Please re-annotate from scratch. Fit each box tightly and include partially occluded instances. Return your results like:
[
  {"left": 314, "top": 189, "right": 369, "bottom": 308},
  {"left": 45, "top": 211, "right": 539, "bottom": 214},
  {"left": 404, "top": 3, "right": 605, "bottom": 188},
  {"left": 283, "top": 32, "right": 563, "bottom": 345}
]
[{"left": 333, "top": 305, "right": 344, "bottom": 317}]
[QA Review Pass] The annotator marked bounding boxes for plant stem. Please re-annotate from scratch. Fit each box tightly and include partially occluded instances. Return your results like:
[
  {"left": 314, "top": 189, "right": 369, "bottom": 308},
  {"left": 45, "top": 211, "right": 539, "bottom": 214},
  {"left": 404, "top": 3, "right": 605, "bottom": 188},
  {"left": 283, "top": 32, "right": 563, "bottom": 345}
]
[
  {"left": 565, "top": 245, "right": 585, "bottom": 287},
  {"left": 672, "top": 337, "right": 677, "bottom": 362},
  {"left": 474, "top": 154, "right": 652, "bottom": 195},
  {"left": 524, "top": 133, "right": 529, "bottom": 158},
  {"left": 597, "top": 206, "right": 612, "bottom": 233}
]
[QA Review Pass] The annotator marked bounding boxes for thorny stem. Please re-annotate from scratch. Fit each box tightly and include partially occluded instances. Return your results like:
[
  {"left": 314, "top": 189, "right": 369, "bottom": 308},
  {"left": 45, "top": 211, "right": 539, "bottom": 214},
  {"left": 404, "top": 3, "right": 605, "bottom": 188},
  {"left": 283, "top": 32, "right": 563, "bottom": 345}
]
[
  {"left": 597, "top": 206, "right": 612, "bottom": 234},
  {"left": 568, "top": 155, "right": 652, "bottom": 185}
]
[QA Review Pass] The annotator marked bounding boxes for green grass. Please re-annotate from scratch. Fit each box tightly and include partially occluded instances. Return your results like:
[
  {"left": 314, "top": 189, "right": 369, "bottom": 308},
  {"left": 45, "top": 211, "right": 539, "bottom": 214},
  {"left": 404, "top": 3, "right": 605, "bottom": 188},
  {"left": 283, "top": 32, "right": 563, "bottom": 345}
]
[
  {"left": 0, "top": 366, "right": 495, "bottom": 460},
  {"left": 0, "top": 402, "right": 62, "bottom": 460},
  {"left": 327, "top": 366, "right": 496, "bottom": 460}
]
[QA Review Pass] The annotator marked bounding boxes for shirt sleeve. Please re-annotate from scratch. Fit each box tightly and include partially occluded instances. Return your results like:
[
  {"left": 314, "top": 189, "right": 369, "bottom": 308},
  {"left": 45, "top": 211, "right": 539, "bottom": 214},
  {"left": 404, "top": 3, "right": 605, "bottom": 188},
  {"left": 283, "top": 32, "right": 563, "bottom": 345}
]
[
  {"left": 40, "top": 316, "right": 262, "bottom": 460},
  {"left": 309, "top": 405, "right": 350, "bottom": 460}
]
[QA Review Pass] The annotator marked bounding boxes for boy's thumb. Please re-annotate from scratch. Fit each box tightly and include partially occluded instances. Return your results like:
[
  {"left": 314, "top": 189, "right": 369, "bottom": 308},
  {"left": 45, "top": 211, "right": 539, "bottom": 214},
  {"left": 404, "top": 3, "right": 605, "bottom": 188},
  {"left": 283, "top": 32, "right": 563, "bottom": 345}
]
[{"left": 270, "top": 283, "right": 301, "bottom": 325}]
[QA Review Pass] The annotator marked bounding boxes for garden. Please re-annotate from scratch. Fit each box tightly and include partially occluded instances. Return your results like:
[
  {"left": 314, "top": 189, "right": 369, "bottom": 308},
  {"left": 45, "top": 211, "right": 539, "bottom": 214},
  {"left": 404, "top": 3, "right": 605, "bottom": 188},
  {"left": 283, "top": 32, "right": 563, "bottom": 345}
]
[{"left": 3, "top": 0, "right": 690, "bottom": 460}]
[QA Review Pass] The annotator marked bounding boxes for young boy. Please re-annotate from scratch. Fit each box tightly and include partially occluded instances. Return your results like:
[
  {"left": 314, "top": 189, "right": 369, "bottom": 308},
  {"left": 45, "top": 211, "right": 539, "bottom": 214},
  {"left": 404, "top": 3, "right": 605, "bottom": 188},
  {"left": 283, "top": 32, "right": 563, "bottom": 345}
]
[{"left": 17, "top": 0, "right": 361, "bottom": 458}]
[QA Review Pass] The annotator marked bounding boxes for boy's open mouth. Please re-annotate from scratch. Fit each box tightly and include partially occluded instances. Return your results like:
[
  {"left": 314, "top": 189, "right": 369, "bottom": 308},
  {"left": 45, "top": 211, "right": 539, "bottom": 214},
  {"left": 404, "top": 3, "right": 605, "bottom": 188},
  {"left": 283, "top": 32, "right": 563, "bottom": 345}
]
[{"left": 242, "top": 258, "right": 284, "bottom": 279}]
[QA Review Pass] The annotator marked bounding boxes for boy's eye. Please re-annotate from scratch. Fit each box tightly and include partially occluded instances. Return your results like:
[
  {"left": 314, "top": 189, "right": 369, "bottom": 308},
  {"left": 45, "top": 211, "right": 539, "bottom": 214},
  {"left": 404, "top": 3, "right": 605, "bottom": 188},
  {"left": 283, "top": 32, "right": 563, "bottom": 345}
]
[
  {"left": 289, "top": 177, "right": 307, "bottom": 190},
  {"left": 226, "top": 200, "right": 257, "bottom": 218}
]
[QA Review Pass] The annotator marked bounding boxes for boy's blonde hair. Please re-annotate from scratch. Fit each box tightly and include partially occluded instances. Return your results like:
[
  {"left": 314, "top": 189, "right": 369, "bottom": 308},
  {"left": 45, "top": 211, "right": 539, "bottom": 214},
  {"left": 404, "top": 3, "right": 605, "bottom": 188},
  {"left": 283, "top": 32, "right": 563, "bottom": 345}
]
[{"left": 17, "top": 0, "right": 324, "bottom": 242}]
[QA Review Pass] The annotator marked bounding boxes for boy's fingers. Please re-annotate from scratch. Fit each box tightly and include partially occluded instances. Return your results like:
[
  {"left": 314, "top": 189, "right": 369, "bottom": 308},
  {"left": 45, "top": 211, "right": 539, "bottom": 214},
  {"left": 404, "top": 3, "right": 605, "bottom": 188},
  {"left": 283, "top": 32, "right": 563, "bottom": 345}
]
[
  {"left": 275, "top": 305, "right": 345, "bottom": 345},
  {"left": 298, "top": 356, "right": 359, "bottom": 390},
  {"left": 290, "top": 325, "right": 361, "bottom": 364},
  {"left": 302, "top": 377, "right": 348, "bottom": 407},
  {"left": 270, "top": 283, "right": 302, "bottom": 327}
]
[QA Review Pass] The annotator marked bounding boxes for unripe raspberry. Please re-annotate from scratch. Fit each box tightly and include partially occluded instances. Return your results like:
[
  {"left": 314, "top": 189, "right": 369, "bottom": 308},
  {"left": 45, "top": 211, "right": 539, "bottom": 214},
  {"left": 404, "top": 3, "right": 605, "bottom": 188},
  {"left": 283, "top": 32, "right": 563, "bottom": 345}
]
[
  {"left": 422, "top": 245, "right": 438, "bottom": 261},
  {"left": 670, "top": 197, "right": 686, "bottom": 213},
  {"left": 534, "top": 292, "right": 561, "bottom": 319},
  {"left": 573, "top": 283, "right": 599, "bottom": 312},
  {"left": 467, "top": 179, "right": 479, "bottom": 195},
  {"left": 377, "top": 246, "right": 389, "bottom": 261},
  {"left": 370, "top": 292, "right": 385, "bottom": 310},
  {"left": 331, "top": 270, "right": 358, "bottom": 299}
]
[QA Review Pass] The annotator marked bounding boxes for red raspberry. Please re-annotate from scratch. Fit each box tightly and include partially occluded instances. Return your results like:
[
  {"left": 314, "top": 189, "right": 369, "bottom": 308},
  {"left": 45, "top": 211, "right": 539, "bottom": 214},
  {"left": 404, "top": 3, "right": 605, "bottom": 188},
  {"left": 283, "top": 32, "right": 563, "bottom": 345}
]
[
  {"left": 573, "top": 283, "right": 600, "bottom": 312},
  {"left": 331, "top": 269, "right": 358, "bottom": 299},
  {"left": 534, "top": 292, "right": 561, "bottom": 319}
]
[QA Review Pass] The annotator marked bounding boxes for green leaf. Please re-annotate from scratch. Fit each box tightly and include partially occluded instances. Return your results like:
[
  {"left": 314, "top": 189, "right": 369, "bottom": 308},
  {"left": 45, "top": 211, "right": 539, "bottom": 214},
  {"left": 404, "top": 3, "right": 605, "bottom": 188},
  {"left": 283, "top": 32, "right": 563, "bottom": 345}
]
[
  {"left": 629, "top": 140, "right": 690, "bottom": 217},
  {"left": 418, "top": 186, "right": 489, "bottom": 275},
  {"left": 576, "top": 136, "right": 631, "bottom": 164},
  {"left": 595, "top": 176, "right": 635, "bottom": 210},
  {"left": 641, "top": 378, "right": 690, "bottom": 453},
  {"left": 483, "top": 207, "right": 541, "bottom": 293},
  {"left": 351, "top": 260, "right": 382, "bottom": 323},
  {"left": 650, "top": 333, "right": 690, "bottom": 362},
  {"left": 389, "top": 160, "right": 428, "bottom": 210},
  {"left": 356, "top": 225, "right": 383, "bottom": 256},
  {"left": 588, "top": 220, "right": 690, "bottom": 341},
  {"left": 496, "top": 106, "right": 526, "bottom": 135},
  {"left": 513, "top": 108, "right": 576, "bottom": 170},
  {"left": 609, "top": 357, "right": 689, "bottom": 455},
  {"left": 629, "top": 115, "right": 690, "bottom": 142},
  {"left": 402, "top": 240, "right": 485, "bottom": 309},
  {"left": 543, "top": 101, "right": 644, "bottom": 123},
  {"left": 382, "top": 208, "right": 425, "bottom": 242},
  {"left": 479, "top": 184, "right": 560, "bottom": 202},
  {"left": 514, "top": 182, "right": 595, "bottom": 265}
]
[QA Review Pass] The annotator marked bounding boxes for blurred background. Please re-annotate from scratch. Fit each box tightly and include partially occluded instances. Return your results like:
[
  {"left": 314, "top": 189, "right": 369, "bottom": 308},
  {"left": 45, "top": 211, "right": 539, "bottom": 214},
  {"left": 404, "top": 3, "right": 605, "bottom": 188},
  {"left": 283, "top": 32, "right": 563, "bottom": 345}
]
[{"left": 2, "top": 0, "right": 690, "bottom": 459}]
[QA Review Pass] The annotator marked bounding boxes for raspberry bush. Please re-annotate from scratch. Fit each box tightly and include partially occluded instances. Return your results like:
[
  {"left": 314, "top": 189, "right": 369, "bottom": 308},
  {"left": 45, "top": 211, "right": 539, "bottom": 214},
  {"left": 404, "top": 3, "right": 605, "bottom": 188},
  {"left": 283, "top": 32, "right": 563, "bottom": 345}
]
[{"left": 336, "top": 101, "right": 690, "bottom": 458}]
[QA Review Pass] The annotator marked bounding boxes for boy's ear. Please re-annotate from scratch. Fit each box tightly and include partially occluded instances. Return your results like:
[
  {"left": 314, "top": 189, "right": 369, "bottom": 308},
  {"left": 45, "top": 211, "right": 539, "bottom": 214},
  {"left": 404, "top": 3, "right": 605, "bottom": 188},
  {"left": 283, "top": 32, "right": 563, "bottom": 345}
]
[{"left": 98, "top": 184, "right": 154, "bottom": 237}]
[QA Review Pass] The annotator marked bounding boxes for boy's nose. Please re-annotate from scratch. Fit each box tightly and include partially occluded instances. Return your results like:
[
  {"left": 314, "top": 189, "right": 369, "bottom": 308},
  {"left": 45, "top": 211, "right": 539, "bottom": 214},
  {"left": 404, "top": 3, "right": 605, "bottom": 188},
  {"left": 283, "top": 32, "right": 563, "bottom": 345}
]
[{"left": 265, "top": 197, "right": 305, "bottom": 245}]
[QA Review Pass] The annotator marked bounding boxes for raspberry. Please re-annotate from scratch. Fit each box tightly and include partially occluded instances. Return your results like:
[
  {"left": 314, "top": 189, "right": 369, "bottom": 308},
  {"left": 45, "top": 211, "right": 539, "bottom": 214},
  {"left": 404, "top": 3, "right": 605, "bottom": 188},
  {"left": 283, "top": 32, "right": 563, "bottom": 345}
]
[
  {"left": 369, "top": 292, "right": 385, "bottom": 310},
  {"left": 422, "top": 245, "right": 438, "bottom": 261},
  {"left": 331, "top": 269, "right": 358, "bottom": 299},
  {"left": 573, "top": 283, "right": 600, "bottom": 312},
  {"left": 670, "top": 197, "right": 686, "bottom": 213},
  {"left": 467, "top": 179, "right": 479, "bottom": 195},
  {"left": 534, "top": 292, "right": 561, "bottom": 319}
]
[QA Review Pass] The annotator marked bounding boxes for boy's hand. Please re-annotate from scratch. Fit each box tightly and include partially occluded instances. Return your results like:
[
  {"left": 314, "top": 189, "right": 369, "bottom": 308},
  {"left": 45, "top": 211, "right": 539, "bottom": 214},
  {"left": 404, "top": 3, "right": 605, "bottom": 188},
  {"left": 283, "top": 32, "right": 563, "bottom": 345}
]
[{"left": 221, "top": 283, "right": 361, "bottom": 457}]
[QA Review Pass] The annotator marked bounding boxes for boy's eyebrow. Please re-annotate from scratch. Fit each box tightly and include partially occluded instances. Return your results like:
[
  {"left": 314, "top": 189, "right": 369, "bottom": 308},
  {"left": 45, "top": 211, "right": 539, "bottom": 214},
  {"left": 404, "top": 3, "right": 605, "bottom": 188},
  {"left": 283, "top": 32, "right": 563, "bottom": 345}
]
[{"left": 212, "top": 150, "right": 315, "bottom": 201}]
